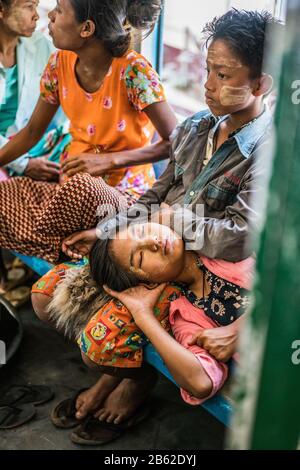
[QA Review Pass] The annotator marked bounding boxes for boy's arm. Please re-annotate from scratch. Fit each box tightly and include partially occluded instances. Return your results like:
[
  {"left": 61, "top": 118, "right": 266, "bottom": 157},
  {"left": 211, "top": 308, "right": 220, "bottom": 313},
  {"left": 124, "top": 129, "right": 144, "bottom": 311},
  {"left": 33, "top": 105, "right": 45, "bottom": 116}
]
[{"left": 174, "top": 161, "right": 267, "bottom": 262}]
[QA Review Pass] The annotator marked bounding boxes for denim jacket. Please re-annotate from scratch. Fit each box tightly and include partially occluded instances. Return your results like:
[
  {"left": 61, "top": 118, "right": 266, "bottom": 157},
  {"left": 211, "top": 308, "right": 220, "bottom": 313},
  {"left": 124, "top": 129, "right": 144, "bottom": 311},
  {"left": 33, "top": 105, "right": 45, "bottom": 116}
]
[
  {"left": 124, "top": 107, "right": 274, "bottom": 262},
  {"left": 0, "top": 32, "right": 65, "bottom": 175}
]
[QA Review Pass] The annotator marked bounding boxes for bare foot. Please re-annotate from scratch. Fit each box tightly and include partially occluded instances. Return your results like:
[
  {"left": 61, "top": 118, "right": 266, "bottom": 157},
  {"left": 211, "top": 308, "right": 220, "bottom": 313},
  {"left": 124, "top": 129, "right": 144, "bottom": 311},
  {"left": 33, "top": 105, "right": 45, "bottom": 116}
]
[
  {"left": 94, "top": 368, "right": 157, "bottom": 425},
  {"left": 75, "top": 374, "right": 122, "bottom": 420}
]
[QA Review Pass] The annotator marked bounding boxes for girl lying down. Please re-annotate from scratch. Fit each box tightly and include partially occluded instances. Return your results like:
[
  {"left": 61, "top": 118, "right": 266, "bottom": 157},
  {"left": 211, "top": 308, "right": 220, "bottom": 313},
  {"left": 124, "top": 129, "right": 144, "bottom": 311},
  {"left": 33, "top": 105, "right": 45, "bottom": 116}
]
[{"left": 88, "top": 220, "right": 254, "bottom": 405}]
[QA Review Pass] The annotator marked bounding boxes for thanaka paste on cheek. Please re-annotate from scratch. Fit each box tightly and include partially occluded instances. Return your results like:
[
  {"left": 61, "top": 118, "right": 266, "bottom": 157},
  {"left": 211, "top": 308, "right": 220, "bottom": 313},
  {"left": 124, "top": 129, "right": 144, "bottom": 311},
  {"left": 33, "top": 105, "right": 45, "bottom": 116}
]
[
  {"left": 129, "top": 266, "right": 150, "bottom": 279},
  {"left": 219, "top": 85, "right": 252, "bottom": 106},
  {"left": 130, "top": 258, "right": 171, "bottom": 281}
]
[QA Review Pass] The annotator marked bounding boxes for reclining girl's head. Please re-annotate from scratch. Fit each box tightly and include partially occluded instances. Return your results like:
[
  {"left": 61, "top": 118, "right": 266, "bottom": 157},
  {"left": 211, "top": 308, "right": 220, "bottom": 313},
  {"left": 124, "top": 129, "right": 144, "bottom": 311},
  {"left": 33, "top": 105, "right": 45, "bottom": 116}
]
[
  {"left": 202, "top": 9, "right": 280, "bottom": 116},
  {"left": 89, "top": 221, "right": 185, "bottom": 292},
  {"left": 0, "top": 0, "right": 39, "bottom": 37},
  {"left": 48, "top": 0, "right": 163, "bottom": 55}
]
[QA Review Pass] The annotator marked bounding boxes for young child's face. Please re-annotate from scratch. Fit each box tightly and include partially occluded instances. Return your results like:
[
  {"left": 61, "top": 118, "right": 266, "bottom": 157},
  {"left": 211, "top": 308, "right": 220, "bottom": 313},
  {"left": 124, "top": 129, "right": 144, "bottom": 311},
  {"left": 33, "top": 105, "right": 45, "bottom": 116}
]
[
  {"left": 109, "top": 222, "right": 185, "bottom": 284},
  {"left": 204, "top": 39, "right": 261, "bottom": 116}
]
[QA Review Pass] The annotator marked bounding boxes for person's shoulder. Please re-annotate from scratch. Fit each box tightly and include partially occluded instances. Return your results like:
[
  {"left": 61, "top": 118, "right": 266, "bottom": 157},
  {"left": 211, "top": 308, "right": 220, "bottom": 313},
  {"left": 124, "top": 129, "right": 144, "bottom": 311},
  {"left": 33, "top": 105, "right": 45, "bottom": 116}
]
[
  {"left": 54, "top": 49, "right": 76, "bottom": 62},
  {"left": 178, "top": 109, "right": 213, "bottom": 132},
  {"left": 119, "top": 50, "right": 153, "bottom": 69},
  {"left": 170, "top": 109, "right": 213, "bottom": 146},
  {"left": 48, "top": 49, "right": 76, "bottom": 70},
  {"left": 185, "top": 109, "right": 213, "bottom": 126}
]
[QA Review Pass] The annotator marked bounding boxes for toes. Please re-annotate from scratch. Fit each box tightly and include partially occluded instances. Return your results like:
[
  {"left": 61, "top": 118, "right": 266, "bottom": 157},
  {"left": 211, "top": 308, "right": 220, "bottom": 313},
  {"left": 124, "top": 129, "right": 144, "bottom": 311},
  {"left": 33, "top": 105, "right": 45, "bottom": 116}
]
[
  {"left": 114, "top": 414, "right": 123, "bottom": 425},
  {"left": 75, "top": 396, "right": 84, "bottom": 411},
  {"left": 94, "top": 408, "right": 105, "bottom": 419},
  {"left": 105, "top": 413, "right": 116, "bottom": 424},
  {"left": 98, "top": 410, "right": 110, "bottom": 422},
  {"left": 75, "top": 409, "right": 86, "bottom": 420},
  {"left": 76, "top": 401, "right": 91, "bottom": 419}
]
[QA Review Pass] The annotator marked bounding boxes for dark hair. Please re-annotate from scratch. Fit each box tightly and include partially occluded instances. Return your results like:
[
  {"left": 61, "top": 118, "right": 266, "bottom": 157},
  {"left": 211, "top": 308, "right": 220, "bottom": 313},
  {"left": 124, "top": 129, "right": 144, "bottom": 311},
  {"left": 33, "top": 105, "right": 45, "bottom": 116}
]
[
  {"left": 0, "top": 0, "right": 12, "bottom": 7},
  {"left": 70, "top": 0, "right": 163, "bottom": 57},
  {"left": 203, "top": 9, "right": 279, "bottom": 78},
  {"left": 89, "top": 232, "right": 141, "bottom": 292}
]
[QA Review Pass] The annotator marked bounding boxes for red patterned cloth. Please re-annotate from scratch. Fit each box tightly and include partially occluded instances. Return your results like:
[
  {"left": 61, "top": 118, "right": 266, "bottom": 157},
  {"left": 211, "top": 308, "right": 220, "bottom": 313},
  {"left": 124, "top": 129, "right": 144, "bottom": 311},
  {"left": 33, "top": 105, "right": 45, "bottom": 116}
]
[{"left": 0, "top": 173, "right": 130, "bottom": 262}]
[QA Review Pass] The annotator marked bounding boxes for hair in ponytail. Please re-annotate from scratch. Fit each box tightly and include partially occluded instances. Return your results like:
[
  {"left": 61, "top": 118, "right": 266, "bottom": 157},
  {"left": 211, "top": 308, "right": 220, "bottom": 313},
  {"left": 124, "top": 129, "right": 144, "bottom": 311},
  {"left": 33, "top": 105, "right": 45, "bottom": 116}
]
[
  {"left": 70, "top": 0, "right": 163, "bottom": 57},
  {"left": 127, "top": 0, "right": 163, "bottom": 33}
]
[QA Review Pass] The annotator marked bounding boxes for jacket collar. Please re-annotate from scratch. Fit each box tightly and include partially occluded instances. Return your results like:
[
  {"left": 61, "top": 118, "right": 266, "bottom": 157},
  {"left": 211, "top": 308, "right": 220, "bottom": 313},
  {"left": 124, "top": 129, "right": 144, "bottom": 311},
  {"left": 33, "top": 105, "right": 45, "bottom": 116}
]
[{"left": 196, "top": 106, "right": 273, "bottom": 158}]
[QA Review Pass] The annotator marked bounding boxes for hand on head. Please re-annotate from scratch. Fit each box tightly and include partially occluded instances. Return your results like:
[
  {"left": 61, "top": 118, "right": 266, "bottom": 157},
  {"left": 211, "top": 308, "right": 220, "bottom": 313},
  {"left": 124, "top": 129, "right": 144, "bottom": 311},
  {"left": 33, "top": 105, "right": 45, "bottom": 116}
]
[{"left": 61, "top": 228, "right": 97, "bottom": 259}]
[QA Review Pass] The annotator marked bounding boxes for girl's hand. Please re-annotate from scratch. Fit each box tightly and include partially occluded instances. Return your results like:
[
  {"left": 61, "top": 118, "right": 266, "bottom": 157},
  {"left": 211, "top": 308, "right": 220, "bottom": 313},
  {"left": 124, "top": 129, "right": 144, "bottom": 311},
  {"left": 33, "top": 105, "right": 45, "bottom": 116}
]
[
  {"left": 103, "top": 283, "right": 167, "bottom": 325},
  {"left": 61, "top": 154, "right": 114, "bottom": 178},
  {"left": 62, "top": 228, "right": 98, "bottom": 259}
]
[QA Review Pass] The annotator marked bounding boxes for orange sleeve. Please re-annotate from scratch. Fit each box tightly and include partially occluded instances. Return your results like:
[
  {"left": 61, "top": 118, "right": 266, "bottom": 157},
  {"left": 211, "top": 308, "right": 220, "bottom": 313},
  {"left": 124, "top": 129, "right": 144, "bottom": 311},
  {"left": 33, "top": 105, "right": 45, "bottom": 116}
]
[{"left": 125, "top": 55, "right": 166, "bottom": 111}]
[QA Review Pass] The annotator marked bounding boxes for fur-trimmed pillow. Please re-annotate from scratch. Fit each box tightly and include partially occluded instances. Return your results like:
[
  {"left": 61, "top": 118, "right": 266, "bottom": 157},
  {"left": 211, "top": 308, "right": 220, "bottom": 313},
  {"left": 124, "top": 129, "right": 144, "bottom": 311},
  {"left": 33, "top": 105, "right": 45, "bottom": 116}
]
[{"left": 47, "top": 265, "right": 110, "bottom": 340}]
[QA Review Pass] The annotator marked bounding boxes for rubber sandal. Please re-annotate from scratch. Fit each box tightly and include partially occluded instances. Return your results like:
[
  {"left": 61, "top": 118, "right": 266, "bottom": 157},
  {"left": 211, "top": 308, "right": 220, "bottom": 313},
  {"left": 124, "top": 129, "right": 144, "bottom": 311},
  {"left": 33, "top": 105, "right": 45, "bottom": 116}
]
[
  {"left": 12, "top": 258, "right": 29, "bottom": 270},
  {"left": 0, "top": 404, "right": 36, "bottom": 429},
  {"left": 3, "top": 286, "right": 31, "bottom": 308},
  {"left": 0, "top": 384, "right": 54, "bottom": 408},
  {"left": 70, "top": 404, "right": 151, "bottom": 446},
  {"left": 50, "top": 388, "right": 89, "bottom": 429}
]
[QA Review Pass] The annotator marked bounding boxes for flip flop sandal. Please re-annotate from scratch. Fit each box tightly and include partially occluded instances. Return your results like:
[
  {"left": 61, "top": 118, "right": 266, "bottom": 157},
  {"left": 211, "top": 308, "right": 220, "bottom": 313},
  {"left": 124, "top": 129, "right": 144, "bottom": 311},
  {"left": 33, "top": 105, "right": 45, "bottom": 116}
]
[
  {"left": 70, "top": 404, "right": 151, "bottom": 446},
  {"left": 12, "top": 258, "right": 30, "bottom": 270},
  {"left": 3, "top": 258, "right": 28, "bottom": 272},
  {"left": 0, "top": 384, "right": 54, "bottom": 408},
  {"left": 3, "top": 286, "right": 31, "bottom": 308},
  {"left": 0, "top": 404, "right": 36, "bottom": 429},
  {"left": 50, "top": 388, "right": 89, "bottom": 429}
]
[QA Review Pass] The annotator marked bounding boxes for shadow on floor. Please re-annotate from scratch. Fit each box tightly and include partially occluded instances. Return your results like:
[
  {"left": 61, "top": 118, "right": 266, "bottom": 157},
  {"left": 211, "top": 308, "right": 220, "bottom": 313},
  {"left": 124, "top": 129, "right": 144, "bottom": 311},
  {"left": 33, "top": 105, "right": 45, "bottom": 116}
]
[{"left": 0, "top": 301, "right": 225, "bottom": 450}]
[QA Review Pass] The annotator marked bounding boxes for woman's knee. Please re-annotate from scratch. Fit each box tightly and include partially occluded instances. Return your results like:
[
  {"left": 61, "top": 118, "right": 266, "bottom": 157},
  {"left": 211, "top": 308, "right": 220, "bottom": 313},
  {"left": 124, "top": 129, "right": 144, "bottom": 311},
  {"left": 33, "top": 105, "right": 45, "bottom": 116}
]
[{"left": 31, "top": 292, "right": 52, "bottom": 323}]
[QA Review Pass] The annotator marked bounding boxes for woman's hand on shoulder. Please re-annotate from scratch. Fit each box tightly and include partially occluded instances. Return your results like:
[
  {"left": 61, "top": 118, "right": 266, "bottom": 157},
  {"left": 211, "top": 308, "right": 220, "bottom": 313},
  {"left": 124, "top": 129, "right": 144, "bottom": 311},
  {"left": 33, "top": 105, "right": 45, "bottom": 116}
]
[
  {"left": 103, "top": 283, "right": 167, "bottom": 326},
  {"left": 61, "top": 154, "right": 114, "bottom": 178}
]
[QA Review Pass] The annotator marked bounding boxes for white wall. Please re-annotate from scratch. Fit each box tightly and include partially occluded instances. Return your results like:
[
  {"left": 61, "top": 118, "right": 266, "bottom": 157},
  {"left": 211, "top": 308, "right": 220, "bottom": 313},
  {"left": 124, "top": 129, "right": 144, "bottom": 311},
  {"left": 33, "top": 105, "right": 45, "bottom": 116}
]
[{"left": 163, "top": 0, "right": 279, "bottom": 51}]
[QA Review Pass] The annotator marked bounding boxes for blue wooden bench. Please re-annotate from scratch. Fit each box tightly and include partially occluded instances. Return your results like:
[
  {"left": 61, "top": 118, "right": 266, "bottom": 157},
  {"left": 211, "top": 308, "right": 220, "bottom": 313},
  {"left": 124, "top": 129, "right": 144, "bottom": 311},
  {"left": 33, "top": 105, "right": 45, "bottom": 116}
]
[{"left": 16, "top": 252, "right": 233, "bottom": 427}]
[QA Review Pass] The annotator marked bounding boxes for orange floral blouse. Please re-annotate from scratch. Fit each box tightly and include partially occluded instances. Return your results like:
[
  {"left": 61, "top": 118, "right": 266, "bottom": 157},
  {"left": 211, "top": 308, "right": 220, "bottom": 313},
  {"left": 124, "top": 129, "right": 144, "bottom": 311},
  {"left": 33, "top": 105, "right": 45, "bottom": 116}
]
[{"left": 40, "top": 49, "right": 166, "bottom": 198}]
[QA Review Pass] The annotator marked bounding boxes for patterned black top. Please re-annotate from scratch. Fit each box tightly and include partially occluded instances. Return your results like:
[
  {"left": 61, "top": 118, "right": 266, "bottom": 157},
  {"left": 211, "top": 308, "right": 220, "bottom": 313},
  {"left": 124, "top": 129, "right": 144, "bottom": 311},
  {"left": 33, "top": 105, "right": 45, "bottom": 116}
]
[{"left": 182, "top": 258, "right": 251, "bottom": 326}]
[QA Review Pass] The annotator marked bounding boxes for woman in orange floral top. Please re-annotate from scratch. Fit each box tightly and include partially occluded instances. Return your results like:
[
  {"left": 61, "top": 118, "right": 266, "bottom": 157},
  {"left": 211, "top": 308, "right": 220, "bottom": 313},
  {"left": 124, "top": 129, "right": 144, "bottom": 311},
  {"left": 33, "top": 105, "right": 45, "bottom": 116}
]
[{"left": 0, "top": 0, "right": 177, "bottom": 262}]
